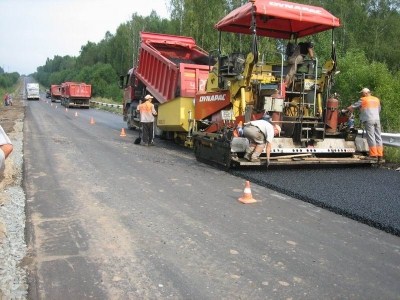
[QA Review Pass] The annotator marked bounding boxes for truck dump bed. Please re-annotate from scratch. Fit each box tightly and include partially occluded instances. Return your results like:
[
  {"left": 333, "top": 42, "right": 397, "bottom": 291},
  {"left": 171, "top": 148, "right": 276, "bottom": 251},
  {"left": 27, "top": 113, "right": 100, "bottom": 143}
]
[
  {"left": 50, "top": 85, "right": 61, "bottom": 97},
  {"left": 135, "top": 32, "right": 211, "bottom": 104},
  {"left": 61, "top": 82, "right": 92, "bottom": 108},
  {"left": 62, "top": 82, "right": 91, "bottom": 99}
]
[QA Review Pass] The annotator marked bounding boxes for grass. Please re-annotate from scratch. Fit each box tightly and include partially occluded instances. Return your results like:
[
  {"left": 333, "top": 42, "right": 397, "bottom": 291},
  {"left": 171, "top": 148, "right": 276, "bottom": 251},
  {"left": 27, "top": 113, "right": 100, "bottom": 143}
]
[{"left": 385, "top": 147, "right": 400, "bottom": 164}]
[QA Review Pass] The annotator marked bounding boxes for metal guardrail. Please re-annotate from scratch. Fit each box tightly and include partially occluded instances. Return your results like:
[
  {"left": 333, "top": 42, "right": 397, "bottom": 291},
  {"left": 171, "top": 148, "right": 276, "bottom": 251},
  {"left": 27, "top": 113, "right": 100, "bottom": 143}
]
[
  {"left": 381, "top": 132, "right": 400, "bottom": 148},
  {"left": 90, "top": 100, "right": 123, "bottom": 109},
  {"left": 358, "top": 130, "right": 400, "bottom": 148},
  {"left": 91, "top": 100, "right": 400, "bottom": 148}
]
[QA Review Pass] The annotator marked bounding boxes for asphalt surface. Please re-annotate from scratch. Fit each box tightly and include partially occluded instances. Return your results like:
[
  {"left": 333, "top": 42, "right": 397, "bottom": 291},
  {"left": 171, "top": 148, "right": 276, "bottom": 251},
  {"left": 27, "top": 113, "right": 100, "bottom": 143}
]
[
  {"left": 232, "top": 165, "right": 400, "bottom": 236},
  {"left": 23, "top": 98, "right": 400, "bottom": 299}
]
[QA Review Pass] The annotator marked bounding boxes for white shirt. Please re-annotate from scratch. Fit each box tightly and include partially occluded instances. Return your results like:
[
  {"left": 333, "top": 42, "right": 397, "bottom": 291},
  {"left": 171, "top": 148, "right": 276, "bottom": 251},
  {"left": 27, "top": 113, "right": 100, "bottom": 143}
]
[
  {"left": 0, "top": 125, "right": 12, "bottom": 172},
  {"left": 249, "top": 120, "right": 275, "bottom": 143}
]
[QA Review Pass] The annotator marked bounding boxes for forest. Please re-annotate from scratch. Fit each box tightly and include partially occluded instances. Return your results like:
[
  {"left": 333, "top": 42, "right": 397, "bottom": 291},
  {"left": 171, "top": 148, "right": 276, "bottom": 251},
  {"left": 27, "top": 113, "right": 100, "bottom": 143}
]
[
  {"left": 33, "top": 0, "right": 400, "bottom": 133},
  {"left": 0, "top": 67, "right": 20, "bottom": 96}
]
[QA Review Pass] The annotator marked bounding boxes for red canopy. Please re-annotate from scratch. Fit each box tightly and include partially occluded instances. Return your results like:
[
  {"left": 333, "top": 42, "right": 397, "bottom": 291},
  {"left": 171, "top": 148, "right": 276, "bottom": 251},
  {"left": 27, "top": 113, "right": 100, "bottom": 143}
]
[{"left": 215, "top": 0, "right": 340, "bottom": 39}]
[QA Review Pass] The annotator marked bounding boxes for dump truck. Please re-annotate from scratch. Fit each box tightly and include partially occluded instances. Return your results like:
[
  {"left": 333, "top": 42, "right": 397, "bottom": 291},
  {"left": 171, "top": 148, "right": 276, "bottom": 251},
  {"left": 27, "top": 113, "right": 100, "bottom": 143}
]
[
  {"left": 120, "top": 31, "right": 212, "bottom": 141},
  {"left": 60, "top": 82, "right": 92, "bottom": 108},
  {"left": 50, "top": 84, "right": 62, "bottom": 102},
  {"left": 26, "top": 83, "right": 40, "bottom": 100}
]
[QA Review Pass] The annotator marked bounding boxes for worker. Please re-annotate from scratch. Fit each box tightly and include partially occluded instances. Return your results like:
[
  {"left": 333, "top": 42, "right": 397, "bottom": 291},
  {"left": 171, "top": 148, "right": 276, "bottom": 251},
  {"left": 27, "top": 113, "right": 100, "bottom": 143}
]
[
  {"left": 284, "top": 41, "right": 315, "bottom": 87},
  {"left": 137, "top": 94, "right": 157, "bottom": 146},
  {"left": 3, "top": 93, "right": 9, "bottom": 106},
  {"left": 242, "top": 116, "right": 281, "bottom": 164},
  {"left": 7, "top": 94, "right": 13, "bottom": 106},
  {"left": 346, "top": 87, "right": 383, "bottom": 161},
  {"left": 0, "top": 125, "right": 13, "bottom": 173}
]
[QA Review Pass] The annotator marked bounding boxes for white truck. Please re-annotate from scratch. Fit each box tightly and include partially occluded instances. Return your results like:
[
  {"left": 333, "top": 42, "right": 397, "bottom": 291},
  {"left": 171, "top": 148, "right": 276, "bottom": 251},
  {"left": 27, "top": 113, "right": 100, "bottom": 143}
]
[{"left": 26, "top": 83, "right": 40, "bottom": 100}]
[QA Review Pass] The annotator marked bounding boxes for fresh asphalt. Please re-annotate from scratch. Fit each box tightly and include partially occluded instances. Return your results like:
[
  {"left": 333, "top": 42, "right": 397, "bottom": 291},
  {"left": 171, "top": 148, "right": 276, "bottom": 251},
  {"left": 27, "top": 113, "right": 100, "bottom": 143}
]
[{"left": 232, "top": 165, "right": 400, "bottom": 236}]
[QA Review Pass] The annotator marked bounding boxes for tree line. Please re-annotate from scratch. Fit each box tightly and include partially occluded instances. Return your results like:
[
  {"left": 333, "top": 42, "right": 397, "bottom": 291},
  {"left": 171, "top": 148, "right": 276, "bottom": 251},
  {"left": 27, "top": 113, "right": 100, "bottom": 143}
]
[
  {"left": 33, "top": 0, "right": 400, "bottom": 132},
  {"left": 0, "top": 67, "right": 19, "bottom": 91}
]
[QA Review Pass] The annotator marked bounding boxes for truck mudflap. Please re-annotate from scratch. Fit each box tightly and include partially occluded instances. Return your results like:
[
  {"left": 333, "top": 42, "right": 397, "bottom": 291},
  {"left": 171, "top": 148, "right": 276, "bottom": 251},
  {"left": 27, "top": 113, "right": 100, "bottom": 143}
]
[{"left": 193, "top": 134, "right": 378, "bottom": 169}]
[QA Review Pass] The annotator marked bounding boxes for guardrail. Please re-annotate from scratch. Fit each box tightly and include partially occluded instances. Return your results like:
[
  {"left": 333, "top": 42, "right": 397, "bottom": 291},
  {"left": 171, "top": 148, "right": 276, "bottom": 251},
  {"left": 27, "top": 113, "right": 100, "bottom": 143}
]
[
  {"left": 381, "top": 132, "right": 400, "bottom": 148},
  {"left": 91, "top": 100, "right": 400, "bottom": 148},
  {"left": 90, "top": 100, "right": 123, "bottom": 109},
  {"left": 358, "top": 130, "right": 400, "bottom": 148}
]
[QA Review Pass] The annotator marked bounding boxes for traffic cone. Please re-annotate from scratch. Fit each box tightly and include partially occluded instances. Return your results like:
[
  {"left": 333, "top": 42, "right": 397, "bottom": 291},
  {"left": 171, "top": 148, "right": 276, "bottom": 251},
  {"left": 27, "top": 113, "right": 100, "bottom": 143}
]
[
  {"left": 90, "top": 117, "right": 95, "bottom": 124},
  {"left": 65, "top": 108, "right": 68, "bottom": 112},
  {"left": 75, "top": 112, "right": 78, "bottom": 117},
  {"left": 120, "top": 128, "right": 126, "bottom": 137},
  {"left": 238, "top": 180, "right": 257, "bottom": 204}
]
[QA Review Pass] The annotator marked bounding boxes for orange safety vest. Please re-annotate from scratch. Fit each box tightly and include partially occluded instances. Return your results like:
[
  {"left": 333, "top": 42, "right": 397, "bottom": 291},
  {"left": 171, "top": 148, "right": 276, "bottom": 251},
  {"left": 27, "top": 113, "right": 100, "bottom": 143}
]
[
  {"left": 137, "top": 101, "right": 156, "bottom": 122},
  {"left": 359, "top": 95, "right": 381, "bottom": 122}
]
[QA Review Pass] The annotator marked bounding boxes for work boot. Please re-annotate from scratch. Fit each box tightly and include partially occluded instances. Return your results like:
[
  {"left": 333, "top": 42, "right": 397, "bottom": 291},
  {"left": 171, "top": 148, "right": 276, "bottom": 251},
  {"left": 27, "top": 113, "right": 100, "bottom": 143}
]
[
  {"left": 244, "top": 152, "right": 252, "bottom": 161},
  {"left": 250, "top": 151, "right": 262, "bottom": 162}
]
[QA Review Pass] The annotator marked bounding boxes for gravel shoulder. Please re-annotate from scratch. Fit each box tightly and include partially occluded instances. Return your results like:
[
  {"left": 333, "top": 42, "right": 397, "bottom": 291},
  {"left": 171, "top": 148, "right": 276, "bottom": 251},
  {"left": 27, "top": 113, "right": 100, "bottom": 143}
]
[{"left": 0, "top": 85, "right": 28, "bottom": 299}]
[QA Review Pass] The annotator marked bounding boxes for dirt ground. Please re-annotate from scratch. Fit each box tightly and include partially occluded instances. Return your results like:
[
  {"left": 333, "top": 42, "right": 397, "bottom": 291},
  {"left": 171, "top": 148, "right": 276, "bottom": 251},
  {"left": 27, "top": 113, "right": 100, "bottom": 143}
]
[
  {"left": 0, "top": 90, "right": 25, "bottom": 236},
  {"left": 0, "top": 90, "right": 25, "bottom": 186}
]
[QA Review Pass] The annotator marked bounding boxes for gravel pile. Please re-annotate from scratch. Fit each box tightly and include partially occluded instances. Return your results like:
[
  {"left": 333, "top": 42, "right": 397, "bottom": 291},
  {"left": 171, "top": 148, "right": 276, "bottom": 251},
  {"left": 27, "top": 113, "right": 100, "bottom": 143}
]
[{"left": 0, "top": 111, "right": 28, "bottom": 299}]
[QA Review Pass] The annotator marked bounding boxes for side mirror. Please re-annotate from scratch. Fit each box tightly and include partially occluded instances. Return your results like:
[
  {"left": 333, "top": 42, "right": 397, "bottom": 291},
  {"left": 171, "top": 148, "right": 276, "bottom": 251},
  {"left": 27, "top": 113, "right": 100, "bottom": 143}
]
[{"left": 119, "top": 75, "right": 124, "bottom": 89}]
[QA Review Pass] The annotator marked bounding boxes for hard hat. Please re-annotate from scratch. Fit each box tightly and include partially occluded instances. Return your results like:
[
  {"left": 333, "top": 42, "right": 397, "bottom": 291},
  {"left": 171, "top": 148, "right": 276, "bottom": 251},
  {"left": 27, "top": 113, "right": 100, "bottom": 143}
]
[
  {"left": 144, "top": 94, "right": 154, "bottom": 100},
  {"left": 359, "top": 88, "right": 370, "bottom": 94}
]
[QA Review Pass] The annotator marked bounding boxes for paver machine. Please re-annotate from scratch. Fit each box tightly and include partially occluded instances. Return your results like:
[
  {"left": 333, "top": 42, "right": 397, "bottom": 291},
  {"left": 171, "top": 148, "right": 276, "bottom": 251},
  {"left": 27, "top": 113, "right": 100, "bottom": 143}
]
[{"left": 192, "top": 0, "right": 376, "bottom": 168}]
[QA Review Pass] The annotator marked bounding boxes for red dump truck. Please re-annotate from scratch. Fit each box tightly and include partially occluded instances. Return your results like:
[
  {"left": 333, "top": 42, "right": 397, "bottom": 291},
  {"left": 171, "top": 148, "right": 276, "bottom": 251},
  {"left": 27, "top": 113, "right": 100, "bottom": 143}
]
[
  {"left": 61, "top": 82, "right": 92, "bottom": 108},
  {"left": 50, "top": 84, "right": 62, "bottom": 102},
  {"left": 120, "top": 31, "right": 212, "bottom": 142}
]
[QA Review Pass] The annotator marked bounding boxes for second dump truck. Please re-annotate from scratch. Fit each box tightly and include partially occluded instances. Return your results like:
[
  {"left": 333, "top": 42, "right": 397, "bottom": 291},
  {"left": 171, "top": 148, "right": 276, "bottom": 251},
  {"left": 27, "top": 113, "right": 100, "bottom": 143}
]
[{"left": 60, "top": 82, "right": 92, "bottom": 108}]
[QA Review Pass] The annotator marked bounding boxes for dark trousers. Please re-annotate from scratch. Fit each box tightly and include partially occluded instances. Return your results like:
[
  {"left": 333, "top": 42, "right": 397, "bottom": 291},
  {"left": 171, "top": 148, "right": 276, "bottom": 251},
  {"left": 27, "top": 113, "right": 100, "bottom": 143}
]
[{"left": 141, "top": 122, "right": 154, "bottom": 144}]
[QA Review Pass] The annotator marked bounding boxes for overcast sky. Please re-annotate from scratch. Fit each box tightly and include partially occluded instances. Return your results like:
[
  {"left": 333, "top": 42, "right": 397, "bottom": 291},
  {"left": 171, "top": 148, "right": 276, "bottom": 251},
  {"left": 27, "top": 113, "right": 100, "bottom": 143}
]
[{"left": 0, "top": 0, "right": 169, "bottom": 75}]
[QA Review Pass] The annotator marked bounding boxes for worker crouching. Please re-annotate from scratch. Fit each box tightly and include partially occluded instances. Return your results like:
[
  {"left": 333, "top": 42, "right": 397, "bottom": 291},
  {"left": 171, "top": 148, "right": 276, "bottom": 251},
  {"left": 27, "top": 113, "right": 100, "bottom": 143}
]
[{"left": 243, "top": 116, "right": 281, "bottom": 163}]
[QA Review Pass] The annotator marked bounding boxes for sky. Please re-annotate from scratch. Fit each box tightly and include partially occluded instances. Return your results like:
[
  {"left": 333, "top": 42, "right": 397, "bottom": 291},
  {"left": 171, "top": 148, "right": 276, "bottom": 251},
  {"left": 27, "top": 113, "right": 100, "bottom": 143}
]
[{"left": 0, "top": 0, "right": 169, "bottom": 75}]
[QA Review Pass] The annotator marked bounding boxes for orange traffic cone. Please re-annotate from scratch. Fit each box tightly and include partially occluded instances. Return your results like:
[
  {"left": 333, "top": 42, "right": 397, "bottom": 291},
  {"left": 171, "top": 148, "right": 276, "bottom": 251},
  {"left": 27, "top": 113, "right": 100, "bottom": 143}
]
[
  {"left": 120, "top": 128, "right": 126, "bottom": 137},
  {"left": 90, "top": 117, "right": 95, "bottom": 124},
  {"left": 238, "top": 180, "right": 257, "bottom": 204}
]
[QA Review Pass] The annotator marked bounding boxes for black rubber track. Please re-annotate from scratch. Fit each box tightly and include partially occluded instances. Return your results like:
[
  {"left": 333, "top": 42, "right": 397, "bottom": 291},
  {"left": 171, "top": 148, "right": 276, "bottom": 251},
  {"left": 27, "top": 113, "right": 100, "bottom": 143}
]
[{"left": 231, "top": 165, "right": 400, "bottom": 236}]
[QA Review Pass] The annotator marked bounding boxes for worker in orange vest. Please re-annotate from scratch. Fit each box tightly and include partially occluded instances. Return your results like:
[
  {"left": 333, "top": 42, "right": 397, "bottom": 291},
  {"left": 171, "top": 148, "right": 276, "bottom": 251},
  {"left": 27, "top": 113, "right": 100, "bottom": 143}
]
[
  {"left": 137, "top": 94, "right": 157, "bottom": 146},
  {"left": 347, "top": 87, "right": 383, "bottom": 161}
]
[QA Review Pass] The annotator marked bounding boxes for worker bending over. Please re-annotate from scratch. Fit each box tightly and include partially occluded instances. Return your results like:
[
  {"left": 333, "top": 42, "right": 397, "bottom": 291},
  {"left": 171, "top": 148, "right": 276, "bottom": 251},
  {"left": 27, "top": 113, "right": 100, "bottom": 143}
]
[{"left": 242, "top": 116, "right": 281, "bottom": 164}]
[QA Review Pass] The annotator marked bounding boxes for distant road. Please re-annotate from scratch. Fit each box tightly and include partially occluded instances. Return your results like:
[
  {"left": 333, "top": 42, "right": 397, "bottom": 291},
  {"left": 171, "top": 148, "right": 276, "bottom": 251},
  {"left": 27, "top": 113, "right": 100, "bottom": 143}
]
[{"left": 24, "top": 98, "right": 400, "bottom": 299}]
